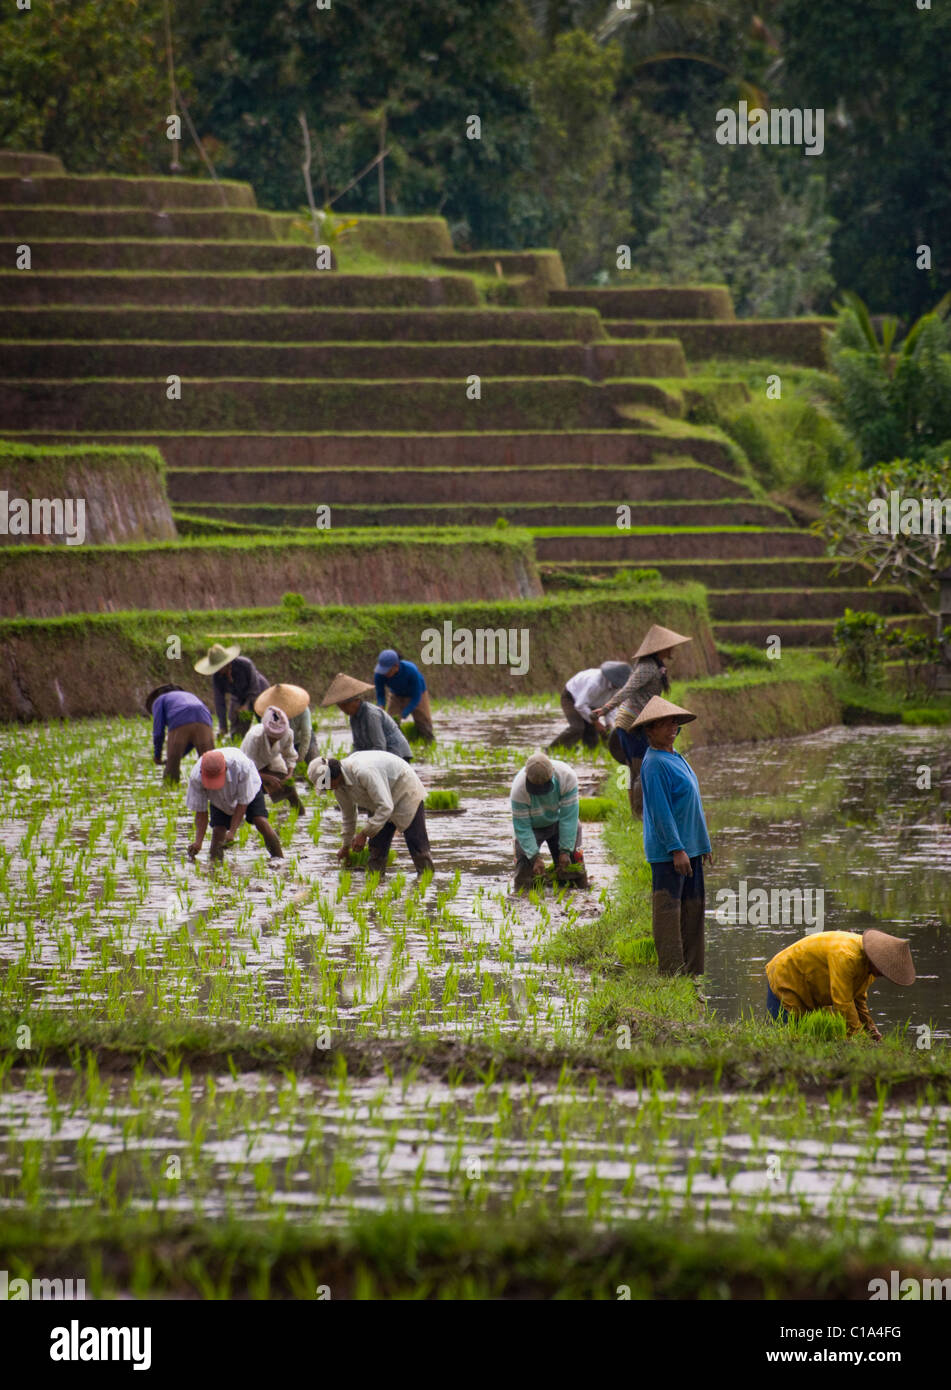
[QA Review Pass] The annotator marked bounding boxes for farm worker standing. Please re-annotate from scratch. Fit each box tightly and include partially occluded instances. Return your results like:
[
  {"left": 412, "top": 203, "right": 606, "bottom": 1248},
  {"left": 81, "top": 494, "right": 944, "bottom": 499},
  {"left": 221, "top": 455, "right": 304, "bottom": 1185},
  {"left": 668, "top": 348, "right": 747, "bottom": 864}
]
[
  {"left": 307, "top": 749, "right": 434, "bottom": 876},
  {"left": 548, "top": 661, "right": 632, "bottom": 748},
  {"left": 194, "top": 643, "right": 269, "bottom": 739},
  {"left": 373, "top": 648, "right": 434, "bottom": 742},
  {"left": 320, "top": 673, "right": 413, "bottom": 761},
  {"left": 510, "top": 752, "right": 584, "bottom": 890},
  {"left": 240, "top": 705, "right": 306, "bottom": 815},
  {"left": 145, "top": 683, "right": 214, "bottom": 783},
  {"left": 254, "top": 683, "right": 318, "bottom": 766},
  {"left": 593, "top": 625, "right": 692, "bottom": 818},
  {"left": 765, "top": 930, "right": 915, "bottom": 1039},
  {"left": 186, "top": 747, "right": 283, "bottom": 863},
  {"left": 634, "top": 695, "right": 712, "bottom": 977}
]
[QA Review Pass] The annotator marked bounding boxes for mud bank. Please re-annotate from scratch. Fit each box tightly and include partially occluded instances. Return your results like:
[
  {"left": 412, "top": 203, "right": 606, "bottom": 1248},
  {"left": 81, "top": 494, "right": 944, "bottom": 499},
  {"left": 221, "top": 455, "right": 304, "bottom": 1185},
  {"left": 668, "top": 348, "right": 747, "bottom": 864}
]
[{"left": 0, "top": 584, "right": 715, "bottom": 719}]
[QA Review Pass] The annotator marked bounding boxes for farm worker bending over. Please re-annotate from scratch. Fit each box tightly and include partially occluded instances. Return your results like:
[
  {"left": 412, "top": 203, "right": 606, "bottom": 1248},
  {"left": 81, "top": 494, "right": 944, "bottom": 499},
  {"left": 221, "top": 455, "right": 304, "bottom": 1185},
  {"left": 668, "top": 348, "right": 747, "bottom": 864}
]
[
  {"left": 241, "top": 705, "right": 305, "bottom": 815},
  {"left": 765, "top": 930, "right": 915, "bottom": 1039},
  {"left": 307, "top": 750, "right": 434, "bottom": 877},
  {"left": 635, "top": 695, "right": 712, "bottom": 979},
  {"left": 145, "top": 683, "right": 214, "bottom": 783},
  {"left": 549, "top": 661, "right": 631, "bottom": 748},
  {"left": 373, "top": 648, "right": 434, "bottom": 743},
  {"left": 510, "top": 752, "right": 583, "bottom": 890},
  {"left": 254, "top": 683, "right": 318, "bottom": 766},
  {"left": 186, "top": 747, "right": 283, "bottom": 863},
  {"left": 321, "top": 672, "right": 412, "bottom": 761},
  {"left": 194, "top": 643, "right": 269, "bottom": 740}
]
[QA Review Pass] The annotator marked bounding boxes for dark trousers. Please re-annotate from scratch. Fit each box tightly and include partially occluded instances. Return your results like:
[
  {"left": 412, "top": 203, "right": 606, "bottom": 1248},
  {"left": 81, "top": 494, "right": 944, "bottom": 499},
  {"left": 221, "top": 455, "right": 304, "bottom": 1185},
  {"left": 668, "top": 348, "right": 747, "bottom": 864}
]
[
  {"left": 766, "top": 983, "right": 790, "bottom": 1023},
  {"left": 513, "top": 821, "right": 583, "bottom": 890},
  {"left": 650, "top": 855, "right": 705, "bottom": 976},
  {"left": 549, "top": 689, "right": 599, "bottom": 748},
  {"left": 164, "top": 721, "right": 214, "bottom": 782},
  {"left": 367, "top": 800, "right": 433, "bottom": 873}
]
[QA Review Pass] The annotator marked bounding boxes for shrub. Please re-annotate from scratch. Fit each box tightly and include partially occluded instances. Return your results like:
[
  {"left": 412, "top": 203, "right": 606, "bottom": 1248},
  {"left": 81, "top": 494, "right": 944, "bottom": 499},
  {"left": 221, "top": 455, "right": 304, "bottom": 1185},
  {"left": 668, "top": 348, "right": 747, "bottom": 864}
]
[{"left": 833, "top": 609, "right": 888, "bottom": 686}]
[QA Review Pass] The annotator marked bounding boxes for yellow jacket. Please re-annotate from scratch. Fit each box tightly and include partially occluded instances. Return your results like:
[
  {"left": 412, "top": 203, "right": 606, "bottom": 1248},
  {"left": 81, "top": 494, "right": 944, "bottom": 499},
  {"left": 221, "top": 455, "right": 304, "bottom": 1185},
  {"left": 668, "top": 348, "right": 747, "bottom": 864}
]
[{"left": 765, "top": 931, "right": 876, "bottom": 1036}]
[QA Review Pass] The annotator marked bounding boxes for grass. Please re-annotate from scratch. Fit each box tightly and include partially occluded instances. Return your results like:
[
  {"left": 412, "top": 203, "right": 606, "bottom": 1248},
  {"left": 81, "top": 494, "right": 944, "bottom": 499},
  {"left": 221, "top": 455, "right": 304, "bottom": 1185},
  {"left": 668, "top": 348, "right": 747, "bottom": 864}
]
[
  {"left": 425, "top": 789, "right": 460, "bottom": 810},
  {"left": 578, "top": 796, "right": 613, "bottom": 821}
]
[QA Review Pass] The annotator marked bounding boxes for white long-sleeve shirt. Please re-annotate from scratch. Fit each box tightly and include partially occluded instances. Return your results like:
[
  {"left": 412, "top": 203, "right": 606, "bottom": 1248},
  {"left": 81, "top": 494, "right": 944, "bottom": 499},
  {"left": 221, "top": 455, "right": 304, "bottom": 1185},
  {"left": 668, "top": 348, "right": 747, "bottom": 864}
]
[
  {"left": 333, "top": 750, "right": 426, "bottom": 845},
  {"left": 185, "top": 747, "right": 262, "bottom": 816},
  {"left": 240, "top": 723, "right": 295, "bottom": 778},
  {"left": 565, "top": 668, "right": 617, "bottom": 722}
]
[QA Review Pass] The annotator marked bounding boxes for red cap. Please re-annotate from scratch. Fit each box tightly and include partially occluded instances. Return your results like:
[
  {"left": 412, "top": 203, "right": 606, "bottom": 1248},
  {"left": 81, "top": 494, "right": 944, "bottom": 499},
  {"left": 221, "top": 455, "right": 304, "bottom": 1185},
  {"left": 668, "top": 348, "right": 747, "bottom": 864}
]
[{"left": 200, "top": 750, "right": 227, "bottom": 790}]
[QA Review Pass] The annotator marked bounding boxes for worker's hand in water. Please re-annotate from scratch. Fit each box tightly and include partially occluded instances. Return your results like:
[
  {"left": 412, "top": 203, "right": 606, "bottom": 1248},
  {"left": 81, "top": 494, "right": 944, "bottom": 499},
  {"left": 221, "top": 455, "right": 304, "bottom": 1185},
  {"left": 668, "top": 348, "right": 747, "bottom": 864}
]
[
  {"left": 351, "top": 831, "right": 368, "bottom": 852},
  {"left": 557, "top": 852, "right": 570, "bottom": 869},
  {"left": 868, "top": 1026, "right": 883, "bottom": 1043},
  {"left": 336, "top": 845, "right": 352, "bottom": 862},
  {"left": 672, "top": 850, "right": 692, "bottom": 876},
  {"left": 187, "top": 842, "right": 201, "bottom": 860},
  {"left": 531, "top": 855, "right": 546, "bottom": 876}
]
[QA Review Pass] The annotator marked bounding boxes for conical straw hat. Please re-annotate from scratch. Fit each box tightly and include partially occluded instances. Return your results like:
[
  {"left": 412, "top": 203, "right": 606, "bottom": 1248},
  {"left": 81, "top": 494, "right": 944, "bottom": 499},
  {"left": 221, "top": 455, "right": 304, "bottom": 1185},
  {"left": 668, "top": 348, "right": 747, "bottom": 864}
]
[
  {"left": 862, "top": 930, "right": 915, "bottom": 986},
  {"left": 320, "top": 672, "right": 376, "bottom": 706},
  {"left": 253, "top": 682, "right": 310, "bottom": 718},
  {"left": 194, "top": 642, "right": 240, "bottom": 675},
  {"left": 633, "top": 625, "right": 692, "bottom": 660},
  {"left": 631, "top": 695, "right": 697, "bottom": 729}
]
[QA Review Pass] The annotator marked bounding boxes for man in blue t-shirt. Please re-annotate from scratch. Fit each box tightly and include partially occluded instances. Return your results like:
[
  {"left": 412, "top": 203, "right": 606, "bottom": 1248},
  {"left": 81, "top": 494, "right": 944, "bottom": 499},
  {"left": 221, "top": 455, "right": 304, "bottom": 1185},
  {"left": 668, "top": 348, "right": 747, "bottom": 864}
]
[
  {"left": 633, "top": 695, "right": 713, "bottom": 978},
  {"left": 373, "top": 648, "right": 435, "bottom": 742},
  {"left": 146, "top": 684, "right": 214, "bottom": 783}
]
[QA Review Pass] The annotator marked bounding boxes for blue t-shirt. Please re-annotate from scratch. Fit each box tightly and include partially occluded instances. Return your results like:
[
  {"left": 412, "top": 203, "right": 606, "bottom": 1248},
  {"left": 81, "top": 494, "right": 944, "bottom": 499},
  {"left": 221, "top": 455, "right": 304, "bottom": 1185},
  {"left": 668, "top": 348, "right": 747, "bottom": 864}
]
[
  {"left": 374, "top": 659, "right": 426, "bottom": 716},
  {"left": 152, "top": 691, "right": 212, "bottom": 760},
  {"left": 640, "top": 747, "right": 711, "bottom": 863}
]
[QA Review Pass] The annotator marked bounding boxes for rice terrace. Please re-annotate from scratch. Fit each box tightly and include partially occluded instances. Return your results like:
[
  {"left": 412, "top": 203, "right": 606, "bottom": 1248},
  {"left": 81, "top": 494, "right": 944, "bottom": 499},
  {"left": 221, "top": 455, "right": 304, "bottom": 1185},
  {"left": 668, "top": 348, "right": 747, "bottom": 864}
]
[{"left": 1, "top": 0, "right": 950, "bottom": 1350}]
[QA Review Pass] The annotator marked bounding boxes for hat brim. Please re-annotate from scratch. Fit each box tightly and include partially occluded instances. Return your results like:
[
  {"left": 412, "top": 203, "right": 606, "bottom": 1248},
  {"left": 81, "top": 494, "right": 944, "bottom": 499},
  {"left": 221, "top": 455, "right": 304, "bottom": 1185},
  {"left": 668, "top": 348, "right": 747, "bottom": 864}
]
[
  {"left": 633, "top": 632, "right": 693, "bottom": 660},
  {"left": 863, "top": 930, "right": 916, "bottom": 986},
  {"left": 634, "top": 710, "right": 697, "bottom": 729},
  {"left": 144, "top": 683, "right": 180, "bottom": 713},
  {"left": 320, "top": 675, "right": 376, "bottom": 706},
  {"left": 194, "top": 644, "right": 241, "bottom": 676},
  {"left": 254, "top": 684, "right": 310, "bottom": 718}
]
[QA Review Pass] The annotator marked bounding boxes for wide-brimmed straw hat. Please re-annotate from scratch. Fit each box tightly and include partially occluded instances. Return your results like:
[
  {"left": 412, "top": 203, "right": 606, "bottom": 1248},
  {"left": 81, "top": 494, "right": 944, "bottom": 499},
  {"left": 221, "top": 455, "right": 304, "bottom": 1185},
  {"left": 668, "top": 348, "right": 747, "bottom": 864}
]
[
  {"left": 194, "top": 642, "right": 240, "bottom": 676},
  {"left": 144, "top": 683, "right": 181, "bottom": 713},
  {"left": 631, "top": 695, "right": 697, "bottom": 729},
  {"left": 321, "top": 672, "right": 376, "bottom": 706},
  {"left": 253, "top": 683, "right": 310, "bottom": 718},
  {"left": 633, "top": 625, "right": 692, "bottom": 660},
  {"left": 862, "top": 930, "right": 916, "bottom": 986}
]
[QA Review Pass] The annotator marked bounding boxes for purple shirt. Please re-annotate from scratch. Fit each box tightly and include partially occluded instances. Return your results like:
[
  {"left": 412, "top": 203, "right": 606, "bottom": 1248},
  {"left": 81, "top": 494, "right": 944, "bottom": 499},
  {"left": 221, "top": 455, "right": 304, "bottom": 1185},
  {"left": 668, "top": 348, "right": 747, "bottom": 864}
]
[{"left": 152, "top": 691, "right": 212, "bottom": 760}]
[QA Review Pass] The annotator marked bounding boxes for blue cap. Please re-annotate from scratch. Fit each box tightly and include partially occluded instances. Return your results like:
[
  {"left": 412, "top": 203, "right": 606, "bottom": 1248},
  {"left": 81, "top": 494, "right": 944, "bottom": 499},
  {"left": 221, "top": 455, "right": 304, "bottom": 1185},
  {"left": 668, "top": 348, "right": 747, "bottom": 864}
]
[{"left": 374, "top": 648, "right": 399, "bottom": 676}]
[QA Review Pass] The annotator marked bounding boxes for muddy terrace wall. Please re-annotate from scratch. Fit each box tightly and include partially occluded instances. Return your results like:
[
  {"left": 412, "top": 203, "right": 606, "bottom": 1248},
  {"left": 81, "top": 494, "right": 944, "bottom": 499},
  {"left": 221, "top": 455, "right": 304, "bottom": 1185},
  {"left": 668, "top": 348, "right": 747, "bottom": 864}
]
[
  {"left": 0, "top": 529, "right": 543, "bottom": 619},
  {"left": 678, "top": 667, "right": 843, "bottom": 748},
  {"left": 0, "top": 585, "right": 717, "bottom": 720},
  {"left": 0, "top": 442, "right": 175, "bottom": 544}
]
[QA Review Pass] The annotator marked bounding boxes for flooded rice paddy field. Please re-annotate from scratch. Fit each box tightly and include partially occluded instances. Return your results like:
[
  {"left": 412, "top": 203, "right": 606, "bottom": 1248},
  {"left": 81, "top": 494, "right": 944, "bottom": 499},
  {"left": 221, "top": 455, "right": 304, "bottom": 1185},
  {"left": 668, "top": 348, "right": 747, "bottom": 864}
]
[
  {"left": 0, "top": 702, "right": 613, "bottom": 1039},
  {"left": 1, "top": 1067, "right": 950, "bottom": 1257},
  {"left": 692, "top": 725, "right": 951, "bottom": 1037},
  {"left": 1, "top": 706, "right": 950, "bottom": 1255}
]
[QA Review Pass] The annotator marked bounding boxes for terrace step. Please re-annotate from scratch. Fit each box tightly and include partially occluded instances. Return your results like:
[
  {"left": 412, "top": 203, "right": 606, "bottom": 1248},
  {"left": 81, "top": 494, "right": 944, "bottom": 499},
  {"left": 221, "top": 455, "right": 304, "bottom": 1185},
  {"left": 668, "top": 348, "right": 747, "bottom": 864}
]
[
  {"left": 1, "top": 239, "right": 321, "bottom": 272},
  {"left": 550, "top": 286, "right": 735, "bottom": 321},
  {"left": 0, "top": 378, "right": 695, "bottom": 432},
  {"left": 0, "top": 175, "right": 257, "bottom": 208},
  {"left": 1, "top": 305, "right": 607, "bottom": 344},
  {"left": 432, "top": 250, "right": 567, "bottom": 289},
  {"left": 0, "top": 271, "right": 481, "bottom": 308},
  {"left": 0, "top": 338, "right": 687, "bottom": 382},
  {"left": 6, "top": 429, "right": 746, "bottom": 475},
  {"left": 0, "top": 207, "right": 282, "bottom": 241},
  {"left": 606, "top": 317, "right": 834, "bottom": 368},
  {"left": 713, "top": 616, "right": 928, "bottom": 648},
  {"left": 0, "top": 152, "right": 65, "bottom": 175},
  {"left": 534, "top": 529, "right": 828, "bottom": 562},
  {"left": 707, "top": 587, "right": 915, "bottom": 621},
  {"left": 542, "top": 557, "right": 871, "bottom": 589},
  {"left": 171, "top": 498, "right": 785, "bottom": 530},
  {"left": 166, "top": 462, "right": 755, "bottom": 506}
]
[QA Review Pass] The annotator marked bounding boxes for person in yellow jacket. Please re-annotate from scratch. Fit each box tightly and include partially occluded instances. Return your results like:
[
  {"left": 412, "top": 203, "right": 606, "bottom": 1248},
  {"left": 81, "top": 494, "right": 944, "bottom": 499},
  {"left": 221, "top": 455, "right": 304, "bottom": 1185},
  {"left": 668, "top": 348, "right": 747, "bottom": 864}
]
[{"left": 765, "top": 929, "right": 915, "bottom": 1039}]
